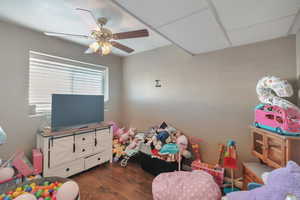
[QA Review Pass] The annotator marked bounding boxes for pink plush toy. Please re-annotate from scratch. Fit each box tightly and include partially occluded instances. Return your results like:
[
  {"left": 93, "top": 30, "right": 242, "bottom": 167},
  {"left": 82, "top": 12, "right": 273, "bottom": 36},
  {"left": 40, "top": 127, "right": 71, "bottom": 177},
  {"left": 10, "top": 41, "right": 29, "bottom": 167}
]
[
  {"left": 115, "top": 127, "right": 125, "bottom": 139},
  {"left": 119, "top": 128, "right": 136, "bottom": 144},
  {"left": 107, "top": 121, "right": 125, "bottom": 138}
]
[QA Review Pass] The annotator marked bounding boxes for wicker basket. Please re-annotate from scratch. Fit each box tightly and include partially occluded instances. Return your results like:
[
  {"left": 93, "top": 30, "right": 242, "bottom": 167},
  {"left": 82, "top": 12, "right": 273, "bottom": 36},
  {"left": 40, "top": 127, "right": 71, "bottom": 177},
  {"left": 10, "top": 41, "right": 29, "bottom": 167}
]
[{"left": 0, "top": 177, "right": 80, "bottom": 199}]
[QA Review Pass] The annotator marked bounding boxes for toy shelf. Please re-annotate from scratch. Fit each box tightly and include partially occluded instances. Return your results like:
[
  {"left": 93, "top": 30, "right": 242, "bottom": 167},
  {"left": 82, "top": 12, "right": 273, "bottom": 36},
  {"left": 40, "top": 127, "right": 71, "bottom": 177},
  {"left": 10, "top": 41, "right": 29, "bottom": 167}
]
[{"left": 250, "top": 126, "right": 300, "bottom": 168}]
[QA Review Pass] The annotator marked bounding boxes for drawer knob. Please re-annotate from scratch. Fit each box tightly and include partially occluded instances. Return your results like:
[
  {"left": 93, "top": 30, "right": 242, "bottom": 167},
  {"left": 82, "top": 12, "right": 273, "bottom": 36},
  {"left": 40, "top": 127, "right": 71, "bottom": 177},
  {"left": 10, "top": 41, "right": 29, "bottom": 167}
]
[
  {"left": 66, "top": 168, "right": 70, "bottom": 172},
  {"left": 82, "top": 149, "right": 85, "bottom": 152},
  {"left": 98, "top": 158, "right": 101, "bottom": 161},
  {"left": 82, "top": 138, "right": 85, "bottom": 141}
]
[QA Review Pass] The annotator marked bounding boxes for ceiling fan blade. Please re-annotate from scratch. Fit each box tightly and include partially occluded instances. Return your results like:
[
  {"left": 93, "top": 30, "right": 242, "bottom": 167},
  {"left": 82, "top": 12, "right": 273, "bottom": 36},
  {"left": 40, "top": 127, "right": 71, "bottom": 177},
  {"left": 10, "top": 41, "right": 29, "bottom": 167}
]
[
  {"left": 44, "top": 32, "right": 90, "bottom": 39},
  {"left": 112, "top": 29, "right": 149, "bottom": 40},
  {"left": 111, "top": 41, "right": 134, "bottom": 53},
  {"left": 75, "top": 8, "right": 101, "bottom": 30}
]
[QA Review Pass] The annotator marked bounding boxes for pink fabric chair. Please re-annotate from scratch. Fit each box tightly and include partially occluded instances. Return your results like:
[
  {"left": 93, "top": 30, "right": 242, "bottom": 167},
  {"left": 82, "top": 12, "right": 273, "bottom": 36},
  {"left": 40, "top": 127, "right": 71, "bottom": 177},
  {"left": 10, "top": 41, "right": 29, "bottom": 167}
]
[{"left": 152, "top": 170, "right": 221, "bottom": 200}]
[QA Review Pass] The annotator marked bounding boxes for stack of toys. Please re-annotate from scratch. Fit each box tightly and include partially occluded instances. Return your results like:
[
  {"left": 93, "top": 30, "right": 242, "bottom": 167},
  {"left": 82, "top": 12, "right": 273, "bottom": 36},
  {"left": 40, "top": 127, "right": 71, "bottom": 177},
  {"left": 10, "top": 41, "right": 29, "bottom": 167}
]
[
  {"left": 255, "top": 76, "right": 300, "bottom": 136},
  {"left": 0, "top": 149, "right": 43, "bottom": 188},
  {"left": 108, "top": 121, "right": 138, "bottom": 162}
]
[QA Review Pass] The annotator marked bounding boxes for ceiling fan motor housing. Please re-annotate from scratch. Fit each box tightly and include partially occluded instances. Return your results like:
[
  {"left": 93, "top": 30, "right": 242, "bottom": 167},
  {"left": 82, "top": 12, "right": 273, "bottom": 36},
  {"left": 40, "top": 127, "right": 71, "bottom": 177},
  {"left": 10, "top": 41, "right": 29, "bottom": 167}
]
[{"left": 91, "top": 28, "right": 112, "bottom": 42}]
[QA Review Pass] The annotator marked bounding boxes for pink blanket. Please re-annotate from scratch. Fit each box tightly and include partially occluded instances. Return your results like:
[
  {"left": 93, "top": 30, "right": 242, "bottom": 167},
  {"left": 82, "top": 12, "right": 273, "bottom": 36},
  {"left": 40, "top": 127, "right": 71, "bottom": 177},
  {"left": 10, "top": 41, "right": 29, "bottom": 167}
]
[{"left": 152, "top": 171, "right": 221, "bottom": 200}]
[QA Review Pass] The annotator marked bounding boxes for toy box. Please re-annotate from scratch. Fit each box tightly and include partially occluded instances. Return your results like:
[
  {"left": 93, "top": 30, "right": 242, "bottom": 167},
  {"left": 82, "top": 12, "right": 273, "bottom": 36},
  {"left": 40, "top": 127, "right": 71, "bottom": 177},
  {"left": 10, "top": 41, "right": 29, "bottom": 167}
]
[
  {"left": 191, "top": 160, "right": 224, "bottom": 186},
  {"left": 254, "top": 104, "right": 300, "bottom": 136},
  {"left": 12, "top": 152, "right": 34, "bottom": 177}
]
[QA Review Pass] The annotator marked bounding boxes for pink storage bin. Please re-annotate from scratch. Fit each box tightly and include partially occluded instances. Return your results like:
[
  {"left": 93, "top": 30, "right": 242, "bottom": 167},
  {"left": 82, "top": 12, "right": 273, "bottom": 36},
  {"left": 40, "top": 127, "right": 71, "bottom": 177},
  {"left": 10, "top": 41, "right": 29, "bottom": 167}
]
[{"left": 32, "top": 149, "right": 43, "bottom": 174}]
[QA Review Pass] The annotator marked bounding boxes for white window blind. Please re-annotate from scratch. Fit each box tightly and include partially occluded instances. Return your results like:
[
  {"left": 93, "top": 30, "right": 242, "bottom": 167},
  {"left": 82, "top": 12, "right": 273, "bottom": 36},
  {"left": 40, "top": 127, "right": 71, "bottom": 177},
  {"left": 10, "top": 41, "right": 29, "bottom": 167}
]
[{"left": 29, "top": 51, "right": 108, "bottom": 115}]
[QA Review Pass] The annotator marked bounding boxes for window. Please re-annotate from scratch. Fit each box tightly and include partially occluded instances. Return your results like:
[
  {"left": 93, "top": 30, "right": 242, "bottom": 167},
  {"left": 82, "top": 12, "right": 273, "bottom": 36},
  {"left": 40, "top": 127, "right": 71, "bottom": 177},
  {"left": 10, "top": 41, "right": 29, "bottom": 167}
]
[
  {"left": 29, "top": 51, "right": 108, "bottom": 115},
  {"left": 265, "top": 114, "right": 274, "bottom": 120},
  {"left": 276, "top": 116, "right": 283, "bottom": 124}
]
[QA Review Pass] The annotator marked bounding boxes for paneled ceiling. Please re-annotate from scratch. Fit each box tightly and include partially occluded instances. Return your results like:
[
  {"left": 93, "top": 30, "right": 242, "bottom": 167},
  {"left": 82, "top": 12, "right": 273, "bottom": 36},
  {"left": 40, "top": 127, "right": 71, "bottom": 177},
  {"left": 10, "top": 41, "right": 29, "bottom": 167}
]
[
  {"left": 0, "top": 0, "right": 300, "bottom": 56},
  {"left": 115, "top": 0, "right": 300, "bottom": 54}
]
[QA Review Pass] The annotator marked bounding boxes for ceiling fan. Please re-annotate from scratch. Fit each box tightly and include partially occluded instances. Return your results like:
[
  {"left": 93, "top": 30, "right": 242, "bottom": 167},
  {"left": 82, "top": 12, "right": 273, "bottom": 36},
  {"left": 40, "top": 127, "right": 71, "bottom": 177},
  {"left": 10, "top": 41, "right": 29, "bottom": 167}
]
[{"left": 44, "top": 8, "right": 149, "bottom": 55}]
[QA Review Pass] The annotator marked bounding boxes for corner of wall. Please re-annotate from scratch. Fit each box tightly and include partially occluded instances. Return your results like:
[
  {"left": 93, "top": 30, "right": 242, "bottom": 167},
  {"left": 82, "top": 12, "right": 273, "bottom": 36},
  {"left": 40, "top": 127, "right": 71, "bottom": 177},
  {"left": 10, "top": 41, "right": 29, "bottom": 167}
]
[{"left": 297, "top": 31, "right": 300, "bottom": 105}]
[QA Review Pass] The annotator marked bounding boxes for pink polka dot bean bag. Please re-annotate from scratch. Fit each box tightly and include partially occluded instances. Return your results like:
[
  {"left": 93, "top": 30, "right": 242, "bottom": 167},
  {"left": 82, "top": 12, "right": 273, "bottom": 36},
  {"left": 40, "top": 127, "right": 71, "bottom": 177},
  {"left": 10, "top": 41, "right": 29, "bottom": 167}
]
[{"left": 152, "top": 170, "right": 222, "bottom": 200}]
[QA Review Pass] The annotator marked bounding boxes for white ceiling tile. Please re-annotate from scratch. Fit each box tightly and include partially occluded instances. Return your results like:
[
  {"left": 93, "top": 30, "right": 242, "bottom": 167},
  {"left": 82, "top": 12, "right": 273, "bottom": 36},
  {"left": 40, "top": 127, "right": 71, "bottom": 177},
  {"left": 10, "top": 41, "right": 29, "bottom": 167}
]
[
  {"left": 228, "top": 15, "right": 295, "bottom": 46},
  {"left": 0, "top": 0, "right": 170, "bottom": 56},
  {"left": 212, "top": 0, "right": 300, "bottom": 31},
  {"left": 116, "top": 0, "right": 208, "bottom": 28},
  {"left": 158, "top": 9, "right": 230, "bottom": 54}
]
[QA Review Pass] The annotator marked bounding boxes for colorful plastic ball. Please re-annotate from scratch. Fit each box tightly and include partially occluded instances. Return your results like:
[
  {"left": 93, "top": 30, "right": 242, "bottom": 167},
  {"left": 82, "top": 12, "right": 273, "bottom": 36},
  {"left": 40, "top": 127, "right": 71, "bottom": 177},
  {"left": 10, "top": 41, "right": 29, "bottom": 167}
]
[
  {"left": 43, "top": 182, "right": 49, "bottom": 186},
  {"left": 3, "top": 196, "right": 12, "bottom": 200},
  {"left": 25, "top": 187, "right": 32, "bottom": 192},
  {"left": 48, "top": 189, "right": 54, "bottom": 194}
]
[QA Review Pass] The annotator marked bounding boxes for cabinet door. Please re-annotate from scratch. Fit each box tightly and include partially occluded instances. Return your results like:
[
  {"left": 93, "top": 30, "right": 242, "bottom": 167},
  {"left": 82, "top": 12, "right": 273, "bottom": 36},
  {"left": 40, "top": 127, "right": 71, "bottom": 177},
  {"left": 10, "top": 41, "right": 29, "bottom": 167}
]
[
  {"left": 251, "top": 131, "right": 264, "bottom": 161},
  {"left": 95, "top": 129, "right": 111, "bottom": 152},
  {"left": 49, "top": 136, "right": 75, "bottom": 168},
  {"left": 265, "top": 135, "right": 285, "bottom": 168}
]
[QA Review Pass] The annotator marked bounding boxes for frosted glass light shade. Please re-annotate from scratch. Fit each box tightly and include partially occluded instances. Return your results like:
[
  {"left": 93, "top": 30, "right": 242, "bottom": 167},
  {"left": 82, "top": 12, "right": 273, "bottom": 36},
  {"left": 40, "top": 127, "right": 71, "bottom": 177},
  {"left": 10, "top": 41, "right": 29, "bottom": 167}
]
[{"left": 0, "top": 126, "right": 7, "bottom": 145}]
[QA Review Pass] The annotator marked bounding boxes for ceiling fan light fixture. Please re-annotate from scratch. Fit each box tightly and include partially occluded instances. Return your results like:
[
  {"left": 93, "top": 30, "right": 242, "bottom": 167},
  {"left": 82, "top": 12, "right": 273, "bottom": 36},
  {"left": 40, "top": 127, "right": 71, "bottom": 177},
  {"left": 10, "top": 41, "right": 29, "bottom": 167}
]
[
  {"left": 89, "top": 42, "right": 100, "bottom": 52},
  {"left": 100, "top": 41, "right": 112, "bottom": 55}
]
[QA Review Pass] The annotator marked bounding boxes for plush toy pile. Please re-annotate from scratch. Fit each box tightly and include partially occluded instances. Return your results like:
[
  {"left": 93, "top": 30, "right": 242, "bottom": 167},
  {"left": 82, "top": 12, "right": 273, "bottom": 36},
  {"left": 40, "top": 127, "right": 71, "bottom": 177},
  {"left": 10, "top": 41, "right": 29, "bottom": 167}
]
[
  {"left": 109, "top": 121, "right": 192, "bottom": 164},
  {"left": 144, "top": 122, "right": 192, "bottom": 162}
]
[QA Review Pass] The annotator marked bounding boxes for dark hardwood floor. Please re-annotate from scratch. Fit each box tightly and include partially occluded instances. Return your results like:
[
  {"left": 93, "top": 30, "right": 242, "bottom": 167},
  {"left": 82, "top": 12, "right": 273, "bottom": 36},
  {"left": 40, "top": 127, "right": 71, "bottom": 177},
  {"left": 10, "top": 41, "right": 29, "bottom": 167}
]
[{"left": 71, "top": 163, "right": 154, "bottom": 200}]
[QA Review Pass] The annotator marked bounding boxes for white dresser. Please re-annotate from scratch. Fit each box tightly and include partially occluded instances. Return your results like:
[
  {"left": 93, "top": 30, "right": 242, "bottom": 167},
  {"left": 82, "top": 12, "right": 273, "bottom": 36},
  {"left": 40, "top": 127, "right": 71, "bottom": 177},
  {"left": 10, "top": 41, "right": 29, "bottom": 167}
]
[{"left": 37, "top": 124, "right": 112, "bottom": 178}]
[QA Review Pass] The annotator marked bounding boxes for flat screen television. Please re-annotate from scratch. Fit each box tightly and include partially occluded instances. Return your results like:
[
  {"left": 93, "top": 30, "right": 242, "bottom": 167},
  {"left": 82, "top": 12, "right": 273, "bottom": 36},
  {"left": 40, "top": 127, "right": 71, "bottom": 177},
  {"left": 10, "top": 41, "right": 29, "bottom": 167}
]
[{"left": 51, "top": 94, "right": 104, "bottom": 131}]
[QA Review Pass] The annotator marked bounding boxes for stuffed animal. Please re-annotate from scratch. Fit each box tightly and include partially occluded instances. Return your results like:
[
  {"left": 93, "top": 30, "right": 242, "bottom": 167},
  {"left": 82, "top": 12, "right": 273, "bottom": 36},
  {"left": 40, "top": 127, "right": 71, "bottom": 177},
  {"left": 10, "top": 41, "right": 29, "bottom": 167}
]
[
  {"left": 176, "top": 133, "right": 192, "bottom": 158},
  {"left": 112, "top": 139, "right": 126, "bottom": 162},
  {"left": 126, "top": 133, "right": 145, "bottom": 151},
  {"left": 115, "top": 127, "right": 125, "bottom": 139},
  {"left": 119, "top": 128, "right": 136, "bottom": 144},
  {"left": 226, "top": 161, "right": 300, "bottom": 200}
]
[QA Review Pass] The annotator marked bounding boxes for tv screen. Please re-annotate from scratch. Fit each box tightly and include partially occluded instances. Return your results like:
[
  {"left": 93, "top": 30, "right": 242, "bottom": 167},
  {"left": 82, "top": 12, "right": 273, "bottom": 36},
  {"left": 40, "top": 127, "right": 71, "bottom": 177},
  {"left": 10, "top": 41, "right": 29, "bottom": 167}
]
[{"left": 51, "top": 94, "right": 104, "bottom": 131}]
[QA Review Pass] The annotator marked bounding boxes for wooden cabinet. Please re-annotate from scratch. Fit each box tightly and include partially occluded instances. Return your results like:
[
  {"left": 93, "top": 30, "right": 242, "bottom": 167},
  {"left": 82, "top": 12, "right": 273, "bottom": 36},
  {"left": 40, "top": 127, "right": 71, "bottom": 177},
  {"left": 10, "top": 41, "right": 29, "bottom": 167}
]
[
  {"left": 37, "top": 124, "right": 112, "bottom": 178},
  {"left": 251, "top": 126, "right": 300, "bottom": 168}
]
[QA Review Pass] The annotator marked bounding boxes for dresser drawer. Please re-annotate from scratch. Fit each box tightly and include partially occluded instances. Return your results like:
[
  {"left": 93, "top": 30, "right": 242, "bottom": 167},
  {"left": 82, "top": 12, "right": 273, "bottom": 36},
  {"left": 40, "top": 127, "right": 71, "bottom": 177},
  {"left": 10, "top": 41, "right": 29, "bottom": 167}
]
[
  {"left": 75, "top": 132, "right": 95, "bottom": 145},
  {"left": 44, "top": 159, "right": 84, "bottom": 178},
  {"left": 85, "top": 151, "right": 111, "bottom": 169},
  {"left": 75, "top": 144, "right": 94, "bottom": 158}
]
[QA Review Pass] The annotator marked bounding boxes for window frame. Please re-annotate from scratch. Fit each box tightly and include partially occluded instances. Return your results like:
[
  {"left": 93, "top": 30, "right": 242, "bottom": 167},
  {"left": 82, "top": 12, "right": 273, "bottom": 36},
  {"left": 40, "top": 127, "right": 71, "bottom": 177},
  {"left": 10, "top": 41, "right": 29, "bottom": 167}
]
[{"left": 28, "top": 50, "right": 109, "bottom": 116}]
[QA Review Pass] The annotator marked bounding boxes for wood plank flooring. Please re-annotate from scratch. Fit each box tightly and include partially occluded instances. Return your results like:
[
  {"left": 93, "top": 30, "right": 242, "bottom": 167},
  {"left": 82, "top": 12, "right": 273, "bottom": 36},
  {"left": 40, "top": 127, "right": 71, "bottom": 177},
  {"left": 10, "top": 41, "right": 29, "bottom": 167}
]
[{"left": 71, "top": 163, "right": 154, "bottom": 200}]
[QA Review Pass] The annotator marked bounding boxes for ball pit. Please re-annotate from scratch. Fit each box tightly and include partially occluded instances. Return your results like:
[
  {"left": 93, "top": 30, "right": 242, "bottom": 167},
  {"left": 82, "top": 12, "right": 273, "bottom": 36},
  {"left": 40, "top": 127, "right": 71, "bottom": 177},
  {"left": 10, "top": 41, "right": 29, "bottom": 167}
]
[
  {"left": 0, "top": 177, "right": 79, "bottom": 200},
  {"left": 0, "top": 180, "right": 63, "bottom": 200}
]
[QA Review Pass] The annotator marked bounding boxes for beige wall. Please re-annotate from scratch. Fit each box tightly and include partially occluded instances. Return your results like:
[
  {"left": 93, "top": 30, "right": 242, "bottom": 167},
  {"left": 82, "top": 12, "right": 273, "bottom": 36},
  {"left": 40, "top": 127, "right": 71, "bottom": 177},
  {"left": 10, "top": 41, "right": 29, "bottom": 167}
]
[
  {"left": 122, "top": 37, "right": 297, "bottom": 167},
  {"left": 0, "top": 21, "right": 123, "bottom": 159},
  {"left": 297, "top": 31, "right": 300, "bottom": 105}
]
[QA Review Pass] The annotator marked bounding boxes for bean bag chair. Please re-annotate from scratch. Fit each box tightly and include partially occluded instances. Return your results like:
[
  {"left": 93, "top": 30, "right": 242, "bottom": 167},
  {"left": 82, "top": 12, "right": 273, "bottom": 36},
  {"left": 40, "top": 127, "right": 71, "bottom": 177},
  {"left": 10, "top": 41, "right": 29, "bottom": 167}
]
[{"left": 152, "top": 170, "right": 221, "bottom": 200}]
